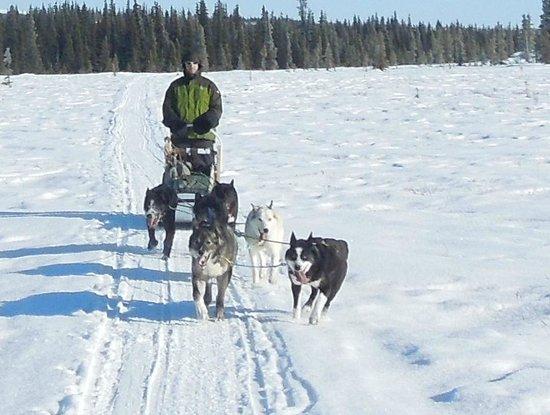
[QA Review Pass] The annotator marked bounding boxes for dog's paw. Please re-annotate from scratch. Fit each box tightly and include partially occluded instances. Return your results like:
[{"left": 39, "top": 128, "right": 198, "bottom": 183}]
[
  {"left": 309, "top": 315, "right": 320, "bottom": 325},
  {"left": 147, "top": 240, "right": 159, "bottom": 250},
  {"left": 161, "top": 254, "right": 169, "bottom": 261},
  {"left": 302, "top": 305, "right": 312, "bottom": 315},
  {"left": 292, "top": 308, "right": 301, "bottom": 320}
]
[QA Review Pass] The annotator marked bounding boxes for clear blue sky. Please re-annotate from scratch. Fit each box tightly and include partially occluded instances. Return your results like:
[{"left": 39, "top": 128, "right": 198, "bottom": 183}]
[{"left": 0, "top": 0, "right": 542, "bottom": 26}]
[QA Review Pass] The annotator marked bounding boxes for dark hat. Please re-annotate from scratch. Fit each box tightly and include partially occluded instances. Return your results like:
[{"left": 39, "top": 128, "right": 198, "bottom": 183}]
[{"left": 181, "top": 49, "right": 204, "bottom": 68}]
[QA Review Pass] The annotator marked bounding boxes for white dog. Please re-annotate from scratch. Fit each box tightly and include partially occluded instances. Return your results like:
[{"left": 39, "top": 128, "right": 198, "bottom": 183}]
[{"left": 245, "top": 201, "right": 284, "bottom": 284}]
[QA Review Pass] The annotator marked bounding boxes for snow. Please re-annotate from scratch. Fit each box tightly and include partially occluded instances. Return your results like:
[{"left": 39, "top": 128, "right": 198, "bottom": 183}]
[{"left": 0, "top": 65, "right": 549, "bottom": 414}]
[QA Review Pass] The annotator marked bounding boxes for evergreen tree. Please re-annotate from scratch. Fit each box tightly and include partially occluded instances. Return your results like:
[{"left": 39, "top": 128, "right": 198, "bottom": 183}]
[
  {"left": 99, "top": 35, "right": 111, "bottom": 71},
  {"left": 4, "top": 7, "right": 20, "bottom": 73},
  {"left": 372, "top": 31, "right": 388, "bottom": 70},
  {"left": 258, "top": 7, "right": 277, "bottom": 70},
  {"left": 187, "top": 16, "right": 209, "bottom": 70},
  {"left": 453, "top": 24, "right": 465, "bottom": 65},
  {"left": 0, "top": 2, "right": 533, "bottom": 74},
  {"left": 211, "top": 1, "right": 230, "bottom": 70},
  {"left": 34, "top": 7, "right": 59, "bottom": 72},
  {"left": 274, "top": 18, "right": 294, "bottom": 69},
  {"left": 0, "top": 17, "right": 4, "bottom": 74},
  {"left": 230, "top": 6, "right": 249, "bottom": 69},
  {"left": 196, "top": 0, "right": 213, "bottom": 65},
  {"left": 431, "top": 32, "right": 444, "bottom": 64},
  {"left": 488, "top": 30, "right": 499, "bottom": 64},
  {"left": 521, "top": 15, "right": 535, "bottom": 62},
  {"left": 540, "top": 0, "right": 550, "bottom": 62}
]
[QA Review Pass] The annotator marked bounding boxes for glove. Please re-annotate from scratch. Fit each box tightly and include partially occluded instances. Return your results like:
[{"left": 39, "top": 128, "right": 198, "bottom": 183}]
[
  {"left": 171, "top": 125, "right": 188, "bottom": 146},
  {"left": 193, "top": 116, "right": 211, "bottom": 135}
]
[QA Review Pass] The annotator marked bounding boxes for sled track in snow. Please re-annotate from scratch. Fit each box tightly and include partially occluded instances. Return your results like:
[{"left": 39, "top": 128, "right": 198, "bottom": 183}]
[
  {"left": 61, "top": 75, "right": 317, "bottom": 414},
  {"left": 229, "top": 273, "right": 318, "bottom": 414}
]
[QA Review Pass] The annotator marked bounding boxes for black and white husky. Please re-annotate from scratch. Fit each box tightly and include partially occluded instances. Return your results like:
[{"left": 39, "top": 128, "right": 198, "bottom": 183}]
[
  {"left": 285, "top": 232, "right": 349, "bottom": 325},
  {"left": 189, "top": 221, "right": 238, "bottom": 320}
]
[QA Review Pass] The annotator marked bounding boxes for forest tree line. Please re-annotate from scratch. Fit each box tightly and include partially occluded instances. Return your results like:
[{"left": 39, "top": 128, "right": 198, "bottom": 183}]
[{"left": 1, "top": 0, "right": 550, "bottom": 75}]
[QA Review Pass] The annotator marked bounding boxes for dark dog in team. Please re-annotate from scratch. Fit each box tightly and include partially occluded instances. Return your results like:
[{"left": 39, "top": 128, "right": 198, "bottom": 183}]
[
  {"left": 193, "top": 180, "right": 238, "bottom": 229},
  {"left": 189, "top": 220, "right": 238, "bottom": 320},
  {"left": 143, "top": 184, "right": 179, "bottom": 260}
]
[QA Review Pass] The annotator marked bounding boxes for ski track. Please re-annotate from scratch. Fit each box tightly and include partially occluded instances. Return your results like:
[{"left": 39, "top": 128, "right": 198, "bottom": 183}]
[{"left": 56, "top": 75, "right": 316, "bottom": 414}]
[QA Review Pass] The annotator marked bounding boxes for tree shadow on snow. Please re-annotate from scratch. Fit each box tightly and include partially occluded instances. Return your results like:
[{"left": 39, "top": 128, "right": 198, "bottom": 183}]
[
  {"left": 0, "top": 210, "right": 143, "bottom": 231},
  {"left": 0, "top": 242, "right": 147, "bottom": 259},
  {"left": 0, "top": 290, "right": 196, "bottom": 321},
  {"left": 19, "top": 262, "right": 190, "bottom": 283}
]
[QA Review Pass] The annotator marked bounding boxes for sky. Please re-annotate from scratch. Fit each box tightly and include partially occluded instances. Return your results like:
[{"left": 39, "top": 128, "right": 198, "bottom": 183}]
[{"left": 0, "top": 0, "right": 543, "bottom": 26}]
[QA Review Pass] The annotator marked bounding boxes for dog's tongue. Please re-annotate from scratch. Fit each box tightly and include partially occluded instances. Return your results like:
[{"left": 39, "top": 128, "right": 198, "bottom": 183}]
[
  {"left": 198, "top": 254, "right": 210, "bottom": 268},
  {"left": 296, "top": 270, "right": 310, "bottom": 284},
  {"left": 147, "top": 217, "right": 159, "bottom": 228}
]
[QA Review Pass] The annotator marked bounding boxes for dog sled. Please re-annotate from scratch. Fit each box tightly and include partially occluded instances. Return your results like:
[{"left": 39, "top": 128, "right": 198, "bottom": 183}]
[{"left": 162, "top": 130, "right": 222, "bottom": 227}]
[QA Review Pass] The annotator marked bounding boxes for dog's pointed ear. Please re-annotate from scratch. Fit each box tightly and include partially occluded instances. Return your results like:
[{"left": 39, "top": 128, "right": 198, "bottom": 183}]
[
  {"left": 230, "top": 179, "right": 234, "bottom": 186},
  {"left": 268, "top": 200, "right": 273, "bottom": 209},
  {"left": 307, "top": 232, "right": 313, "bottom": 242},
  {"left": 290, "top": 232, "right": 297, "bottom": 246}
]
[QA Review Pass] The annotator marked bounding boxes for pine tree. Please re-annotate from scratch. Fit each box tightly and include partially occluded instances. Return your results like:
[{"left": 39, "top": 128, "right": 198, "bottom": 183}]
[
  {"left": 4, "top": 6, "right": 20, "bottom": 73},
  {"left": 0, "top": 17, "right": 4, "bottom": 74},
  {"left": 540, "top": 0, "right": 550, "bottom": 62},
  {"left": 487, "top": 30, "right": 499, "bottom": 64},
  {"left": 187, "top": 16, "right": 209, "bottom": 71},
  {"left": 230, "top": 6, "right": 249, "bottom": 69},
  {"left": 258, "top": 7, "right": 277, "bottom": 70},
  {"left": 454, "top": 24, "right": 465, "bottom": 65},
  {"left": 99, "top": 35, "right": 111, "bottom": 71},
  {"left": 211, "top": 1, "right": 230, "bottom": 70},
  {"left": 521, "top": 15, "right": 535, "bottom": 62},
  {"left": 372, "top": 31, "right": 388, "bottom": 70},
  {"left": 196, "top": 0, "right": 213, "bottom": 66},
  {"left": 274, "top": 18, "right": 294, "bottom": 69}
]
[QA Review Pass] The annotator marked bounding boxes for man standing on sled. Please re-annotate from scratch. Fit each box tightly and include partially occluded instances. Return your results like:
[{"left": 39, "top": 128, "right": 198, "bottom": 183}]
[{"left": 162, "top": 49, "right": 222, "bottom": 175}]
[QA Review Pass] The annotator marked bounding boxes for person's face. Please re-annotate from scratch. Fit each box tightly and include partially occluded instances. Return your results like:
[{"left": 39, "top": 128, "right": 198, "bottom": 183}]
[{"left": 184, "top": 61, "right": 199, "bottom": 75}]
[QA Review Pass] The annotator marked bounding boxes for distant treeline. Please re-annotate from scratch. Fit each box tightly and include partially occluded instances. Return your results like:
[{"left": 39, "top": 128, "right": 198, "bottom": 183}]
[{"left": 1, "top": 0, "right": 550, "bottom": 75}]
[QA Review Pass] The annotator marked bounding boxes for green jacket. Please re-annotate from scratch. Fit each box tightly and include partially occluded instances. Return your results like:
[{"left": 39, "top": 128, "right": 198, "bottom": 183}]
[{"left": 162, "top": 73, "right": 222, "bottom": 140}]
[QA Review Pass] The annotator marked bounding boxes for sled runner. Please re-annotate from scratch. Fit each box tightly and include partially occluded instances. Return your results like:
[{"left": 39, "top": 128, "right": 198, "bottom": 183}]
[{"left": 162, "top": 130, "right": 222, "bottom": 227}]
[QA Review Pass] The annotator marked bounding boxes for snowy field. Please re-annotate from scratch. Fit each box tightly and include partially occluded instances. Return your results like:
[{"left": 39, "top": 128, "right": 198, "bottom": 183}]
[{"left": 0, "top": 65, "right": 549, "bottom": 415}]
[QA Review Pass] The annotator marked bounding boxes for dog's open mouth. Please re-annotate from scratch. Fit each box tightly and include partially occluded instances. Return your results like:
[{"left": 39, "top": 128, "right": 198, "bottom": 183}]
[
  {"left": 198, "top": 253, "right": 211, "bottom": 268},
  {"left": 295, "top": 270, "right": 311, "bottom": 284}
]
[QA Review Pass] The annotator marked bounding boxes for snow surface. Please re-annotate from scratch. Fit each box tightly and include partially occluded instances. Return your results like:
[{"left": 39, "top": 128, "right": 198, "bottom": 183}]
[{"left": 0, "top": 65, "right": 549, "bottom": 415}]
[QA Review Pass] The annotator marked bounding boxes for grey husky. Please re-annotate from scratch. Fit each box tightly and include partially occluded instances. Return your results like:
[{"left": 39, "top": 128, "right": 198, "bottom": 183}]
[{"left": 189, "top": 222, "right": 238, "bottom": 320}]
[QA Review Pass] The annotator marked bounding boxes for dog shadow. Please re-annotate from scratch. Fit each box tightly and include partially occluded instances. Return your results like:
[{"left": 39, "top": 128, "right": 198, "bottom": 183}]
[
  {"left": 0, "top": 291, "right": 197, "bottom": 321},
  {"left": 0, "top": 210, "right": 143, "bottom": 231}
]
